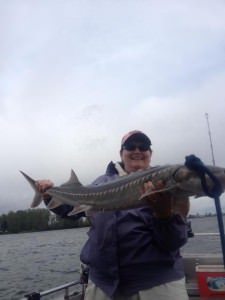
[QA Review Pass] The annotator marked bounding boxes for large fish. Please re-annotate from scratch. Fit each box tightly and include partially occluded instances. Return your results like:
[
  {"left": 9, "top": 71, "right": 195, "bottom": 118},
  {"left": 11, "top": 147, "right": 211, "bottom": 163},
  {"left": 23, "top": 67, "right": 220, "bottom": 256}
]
[{"left": 20, "top": 163, "right": 225, "bottom": 215}]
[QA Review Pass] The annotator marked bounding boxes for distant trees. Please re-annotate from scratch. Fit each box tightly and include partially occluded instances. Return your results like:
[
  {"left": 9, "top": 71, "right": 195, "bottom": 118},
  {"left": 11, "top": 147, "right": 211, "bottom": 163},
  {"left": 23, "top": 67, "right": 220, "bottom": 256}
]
[
  {"left": 0, "top": 209, "right": 50, "bottom": 233},
  {"left": 0, "top": 215, "right": 8, "bottom": 232},
  {"left": 188, "top": 212, "right": 225, "bottom": 218},
  {"left": 48, "top": 214, "right": 90, "bottom": 230},
  {"left": 0, "top": 209, "right": 90, "bottom": 234}
]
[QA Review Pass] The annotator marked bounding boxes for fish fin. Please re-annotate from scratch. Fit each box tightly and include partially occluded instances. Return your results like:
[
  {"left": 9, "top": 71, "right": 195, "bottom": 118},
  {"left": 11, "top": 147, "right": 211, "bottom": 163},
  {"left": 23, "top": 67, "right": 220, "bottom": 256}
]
[
  {"left": 20, "top": 171, "right": 43, "bottom": 208},
  {"left": 67, "top": 205, "right": 92, "bottom": 216},
  {"left": 139, "top": 186, "right": 174, "bottom": 201},
  {"left": 60, "top": 169, "right": 82, "bottom": 187},
  {"left": 194, "top": 193, "right": 205, "bottom": 199},
  {"left": 47, "top": 198, "right": 63, "bottom": 209}
]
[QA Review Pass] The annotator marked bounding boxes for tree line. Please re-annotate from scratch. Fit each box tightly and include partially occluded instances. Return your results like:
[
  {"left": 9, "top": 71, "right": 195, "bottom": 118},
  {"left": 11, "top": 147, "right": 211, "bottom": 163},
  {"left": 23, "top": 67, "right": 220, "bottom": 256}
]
[
  {"left": 1, "top": 208, "right": 222, "bottom": 234},
  {"left": 0, "top": 209, "right": 90, "bottom": 234}
]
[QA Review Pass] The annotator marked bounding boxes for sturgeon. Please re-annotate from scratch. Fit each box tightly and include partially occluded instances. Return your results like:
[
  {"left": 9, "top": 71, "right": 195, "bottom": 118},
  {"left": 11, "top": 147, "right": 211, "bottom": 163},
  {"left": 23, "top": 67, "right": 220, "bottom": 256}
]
[{"left": 20, "top": 163, "right": 225, "bottom": 215}]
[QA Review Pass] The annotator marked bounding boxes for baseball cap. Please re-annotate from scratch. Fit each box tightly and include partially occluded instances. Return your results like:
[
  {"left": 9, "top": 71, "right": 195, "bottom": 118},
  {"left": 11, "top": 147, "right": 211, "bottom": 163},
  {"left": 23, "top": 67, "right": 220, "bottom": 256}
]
[{"left": 121, "top": 130, "right": 152, "bottom": 149}]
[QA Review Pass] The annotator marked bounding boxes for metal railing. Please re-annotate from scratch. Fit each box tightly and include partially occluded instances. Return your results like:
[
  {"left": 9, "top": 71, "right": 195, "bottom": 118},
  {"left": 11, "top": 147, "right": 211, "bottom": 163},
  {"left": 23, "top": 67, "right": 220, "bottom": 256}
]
[{"left": 21, "top": 280, "right": 81, "bottom": 300}]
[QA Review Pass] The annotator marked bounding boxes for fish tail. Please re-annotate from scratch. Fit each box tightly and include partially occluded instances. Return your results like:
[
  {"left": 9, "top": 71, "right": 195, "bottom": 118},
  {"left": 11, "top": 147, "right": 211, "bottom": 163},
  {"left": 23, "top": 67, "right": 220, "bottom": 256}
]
[{"left": 20, "top": 171, "right": 43, "bottom": 207}]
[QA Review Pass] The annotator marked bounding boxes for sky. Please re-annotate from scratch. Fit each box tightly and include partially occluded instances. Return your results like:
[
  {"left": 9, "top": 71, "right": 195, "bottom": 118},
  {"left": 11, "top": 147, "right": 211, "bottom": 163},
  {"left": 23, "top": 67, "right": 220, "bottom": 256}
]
[{"left": 1, "top": 0, "right": 225, "bottom": 215}]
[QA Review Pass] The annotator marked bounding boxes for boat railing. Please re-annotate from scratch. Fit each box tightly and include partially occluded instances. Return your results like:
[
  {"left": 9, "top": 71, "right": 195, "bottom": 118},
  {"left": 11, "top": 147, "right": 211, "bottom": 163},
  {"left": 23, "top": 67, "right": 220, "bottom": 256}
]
[{"left": 20, "top": 280, "right": 82, "bottom": 300}]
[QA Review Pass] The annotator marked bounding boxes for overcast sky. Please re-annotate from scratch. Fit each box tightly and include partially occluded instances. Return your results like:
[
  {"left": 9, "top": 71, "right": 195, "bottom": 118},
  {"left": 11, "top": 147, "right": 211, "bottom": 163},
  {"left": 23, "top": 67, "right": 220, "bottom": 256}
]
[{"left": 1, "top": 0, "right": 225, "bottom": 215}]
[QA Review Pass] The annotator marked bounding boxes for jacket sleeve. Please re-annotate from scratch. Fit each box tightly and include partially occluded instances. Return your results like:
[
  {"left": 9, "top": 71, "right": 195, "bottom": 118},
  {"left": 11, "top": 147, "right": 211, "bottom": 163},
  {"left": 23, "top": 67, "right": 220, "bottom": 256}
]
[
  {"left": 43, "top": 197, "right": 85, "bottom": 220},
  {"left": 152, "top": 214, "right": 188, "bottom": 251}
]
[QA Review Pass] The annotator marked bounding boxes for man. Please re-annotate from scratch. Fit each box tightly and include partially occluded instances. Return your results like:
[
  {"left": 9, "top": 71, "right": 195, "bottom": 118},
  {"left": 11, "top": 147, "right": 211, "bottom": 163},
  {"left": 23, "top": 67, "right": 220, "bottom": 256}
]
[{"left": 37, "top": 130, "right": 189, "bottom": 300}]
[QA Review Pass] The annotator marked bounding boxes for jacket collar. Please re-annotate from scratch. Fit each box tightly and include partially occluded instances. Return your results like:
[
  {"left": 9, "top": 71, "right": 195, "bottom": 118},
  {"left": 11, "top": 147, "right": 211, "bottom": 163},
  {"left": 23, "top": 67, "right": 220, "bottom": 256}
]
[{"left": 105, "top": 161, "right": 127, "bottom": 177}]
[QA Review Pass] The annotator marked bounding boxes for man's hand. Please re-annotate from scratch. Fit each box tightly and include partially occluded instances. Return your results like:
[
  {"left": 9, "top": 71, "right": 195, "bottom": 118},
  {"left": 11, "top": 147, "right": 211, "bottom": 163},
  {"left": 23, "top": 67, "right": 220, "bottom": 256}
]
[
  {"left": 142, "top": 180, "right": 173, "bottom": 218},
  {"left": 35, "top": 179, "right": 54, "bottom": 199},
  {"left": 142, "top": 181, "right": 190, "bottom": 219}
]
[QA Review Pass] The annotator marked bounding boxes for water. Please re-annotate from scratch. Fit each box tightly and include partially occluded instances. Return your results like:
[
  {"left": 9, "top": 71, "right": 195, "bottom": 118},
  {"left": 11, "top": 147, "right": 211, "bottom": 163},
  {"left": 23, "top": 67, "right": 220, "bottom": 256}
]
[
  {"left": 181, "top": 216, "right": 225, "bottom": 254},
  {"left": 0, "top": 227, "right": 88, "bottom": 300},
  {"left": 1, "top": 216, "right": 225, "bottom": 300}
]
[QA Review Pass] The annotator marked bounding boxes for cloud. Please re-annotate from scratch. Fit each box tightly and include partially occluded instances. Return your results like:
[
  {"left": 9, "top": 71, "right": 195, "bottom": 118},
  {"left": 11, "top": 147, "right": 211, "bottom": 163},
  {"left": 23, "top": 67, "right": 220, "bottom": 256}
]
[{"left": 1, "top": 0, "right": 225, "bottom": 214}]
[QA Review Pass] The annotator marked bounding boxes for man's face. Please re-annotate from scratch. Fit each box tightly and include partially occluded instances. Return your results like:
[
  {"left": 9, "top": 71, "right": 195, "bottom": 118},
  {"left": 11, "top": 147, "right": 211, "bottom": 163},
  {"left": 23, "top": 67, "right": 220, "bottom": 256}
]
[{"left": 120, "top": 143, "right": 152, "bottom": 173}]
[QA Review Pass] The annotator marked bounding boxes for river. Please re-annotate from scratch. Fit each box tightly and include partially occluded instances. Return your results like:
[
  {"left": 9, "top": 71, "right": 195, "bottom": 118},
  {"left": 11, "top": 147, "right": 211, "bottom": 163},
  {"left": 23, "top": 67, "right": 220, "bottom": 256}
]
[{"left": 1, "top": 216, "right": 225, "bottom": 300}]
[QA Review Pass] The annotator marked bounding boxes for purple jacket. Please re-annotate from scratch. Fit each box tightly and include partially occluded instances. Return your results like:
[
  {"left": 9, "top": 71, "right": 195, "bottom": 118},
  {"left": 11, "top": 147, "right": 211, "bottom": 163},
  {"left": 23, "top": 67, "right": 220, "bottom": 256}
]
[{"left": 48, "top": 162, "right": 188, "bottom": 298}]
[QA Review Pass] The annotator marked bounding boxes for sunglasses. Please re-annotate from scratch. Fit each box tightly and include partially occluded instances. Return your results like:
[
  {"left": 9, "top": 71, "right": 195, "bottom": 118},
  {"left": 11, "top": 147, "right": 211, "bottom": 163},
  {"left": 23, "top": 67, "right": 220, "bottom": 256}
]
[{"left": 122, "top": 143, "right": 150, "bottom": 152}]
